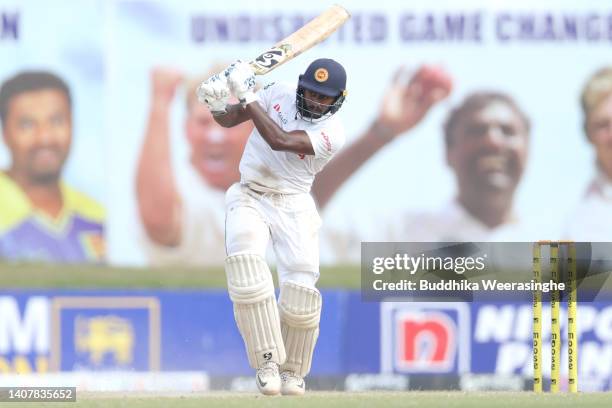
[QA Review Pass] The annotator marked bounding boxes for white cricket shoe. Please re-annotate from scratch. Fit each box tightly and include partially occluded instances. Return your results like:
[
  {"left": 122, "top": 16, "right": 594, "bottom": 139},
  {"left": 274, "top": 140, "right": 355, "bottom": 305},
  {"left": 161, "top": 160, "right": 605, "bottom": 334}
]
[
  {"left": 255, "top": 361, "right": 281, "bottom": 396},
  {"left": 280, "top": 371, "right": 305, "bottom": 396}
]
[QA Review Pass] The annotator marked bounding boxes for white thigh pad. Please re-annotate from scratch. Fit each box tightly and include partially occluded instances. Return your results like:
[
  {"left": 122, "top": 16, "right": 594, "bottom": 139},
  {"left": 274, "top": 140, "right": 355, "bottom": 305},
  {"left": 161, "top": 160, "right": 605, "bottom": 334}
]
[
  {"left": 278, "top": 281, "right": 322, "bottom": 377},
  {"left": 226, "top": 253, "right": 286, "bottom": 368}
]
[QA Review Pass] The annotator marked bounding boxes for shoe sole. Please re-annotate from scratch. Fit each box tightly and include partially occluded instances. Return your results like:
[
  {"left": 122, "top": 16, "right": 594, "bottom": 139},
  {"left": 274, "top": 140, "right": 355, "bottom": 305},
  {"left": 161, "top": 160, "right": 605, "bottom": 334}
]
[{"left": 281, "top": 387, "right": 305, "bottom": 396}]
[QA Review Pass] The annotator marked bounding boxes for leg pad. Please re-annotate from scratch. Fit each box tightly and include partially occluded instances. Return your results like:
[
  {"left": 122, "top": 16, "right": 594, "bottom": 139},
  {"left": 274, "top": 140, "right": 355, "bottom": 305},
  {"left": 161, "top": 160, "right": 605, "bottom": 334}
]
[
  {"left": 226, "top": 254, "right": 286, "bottom": 368},
  {"left": 278, "top": 281, "right": 322, "bottom": 377}
]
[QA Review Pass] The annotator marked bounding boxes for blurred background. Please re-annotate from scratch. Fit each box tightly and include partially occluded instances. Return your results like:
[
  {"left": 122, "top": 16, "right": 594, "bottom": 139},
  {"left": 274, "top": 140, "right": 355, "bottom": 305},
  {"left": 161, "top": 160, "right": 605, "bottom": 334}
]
[{"left": 0, "top": 0, "right": 611, "bottom": 393}]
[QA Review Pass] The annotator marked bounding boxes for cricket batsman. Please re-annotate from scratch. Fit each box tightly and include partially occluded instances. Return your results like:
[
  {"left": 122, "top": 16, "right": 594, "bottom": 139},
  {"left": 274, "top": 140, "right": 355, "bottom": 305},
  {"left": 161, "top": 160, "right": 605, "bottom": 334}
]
[{"left": 196, "top": 58, "right": 347, "bottom": 396}]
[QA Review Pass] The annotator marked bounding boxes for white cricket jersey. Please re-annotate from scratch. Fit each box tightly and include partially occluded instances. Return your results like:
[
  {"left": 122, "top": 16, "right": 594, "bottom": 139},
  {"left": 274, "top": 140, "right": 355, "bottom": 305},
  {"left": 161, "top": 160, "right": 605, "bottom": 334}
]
[{"left": 239, "top": 82, "right": 345, "bottom": 194}]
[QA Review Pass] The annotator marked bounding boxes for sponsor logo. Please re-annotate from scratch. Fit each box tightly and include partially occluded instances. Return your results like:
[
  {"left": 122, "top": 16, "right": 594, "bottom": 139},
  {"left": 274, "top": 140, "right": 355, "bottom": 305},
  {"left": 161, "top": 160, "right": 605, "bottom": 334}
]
[
  {"left": 253, "top": 47, "right": 285, "bottom": 70},
  {"left": 50, "top": 296, "right": 160, "bottom": 371},
  {"left": 80, "top": 232, "right": 105, "bottom": 260},
  {"left": 257, "top": 374, "right": 267, "bottom": 388},
  {"left": 473, "top": 303, "right": 612, "bottom": 386},
  {"left": 345, "top": 374, "right": 409, "bottom": 391},
  {"left": 0, "top": 297, "right": 49, "bottom": 354},
  {"left": 0, "top": 296, "right": 49, "bottom": 373},
  {"left": 273, "top": 103, "right": 288, "bottom": 125},
  {"left": 75, "top": 315, "right": 134, "bottom": 366},
  {"left": 321, "top": 131, "right": 332, "bottom": 152},
  {"left": 381, "top": 302, "right": 470, "bottom": 374},
  {"left": 396, "top": 311, "right": 455, "bottom": 372}
]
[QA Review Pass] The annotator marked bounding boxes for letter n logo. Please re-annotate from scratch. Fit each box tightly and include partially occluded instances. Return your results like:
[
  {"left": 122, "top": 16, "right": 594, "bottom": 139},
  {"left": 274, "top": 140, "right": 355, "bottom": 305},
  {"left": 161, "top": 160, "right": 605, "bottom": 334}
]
[{"left": 395, "top": 311, "right": 456, "bottom": 373}]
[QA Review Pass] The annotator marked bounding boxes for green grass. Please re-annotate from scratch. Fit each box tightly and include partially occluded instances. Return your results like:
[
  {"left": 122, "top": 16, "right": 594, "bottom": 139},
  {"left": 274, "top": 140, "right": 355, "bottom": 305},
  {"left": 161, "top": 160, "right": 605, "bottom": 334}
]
[
  {"left": 6, "top": 391, "right": 612, "bottom": 408},
  {"left": 0, "top": 262, "right": 360, "bottom": 289}
]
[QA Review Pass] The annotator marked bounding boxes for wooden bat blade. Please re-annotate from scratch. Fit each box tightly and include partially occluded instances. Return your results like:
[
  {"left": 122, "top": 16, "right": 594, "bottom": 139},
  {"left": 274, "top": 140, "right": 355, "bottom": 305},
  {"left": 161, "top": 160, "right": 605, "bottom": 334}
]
[{"left": 249, "top": 5, "right": 350, "bottom": 75}]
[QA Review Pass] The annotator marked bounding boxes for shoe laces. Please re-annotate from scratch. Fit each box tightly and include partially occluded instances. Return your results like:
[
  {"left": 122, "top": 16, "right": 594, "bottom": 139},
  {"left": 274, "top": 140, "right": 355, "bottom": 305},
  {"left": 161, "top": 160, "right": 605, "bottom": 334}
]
[
  {"left": 259, "top": 361, "right": 279, "bottom": 377},
  {"left": 281, "top": 371, "right": 302, "bottom": 382}
]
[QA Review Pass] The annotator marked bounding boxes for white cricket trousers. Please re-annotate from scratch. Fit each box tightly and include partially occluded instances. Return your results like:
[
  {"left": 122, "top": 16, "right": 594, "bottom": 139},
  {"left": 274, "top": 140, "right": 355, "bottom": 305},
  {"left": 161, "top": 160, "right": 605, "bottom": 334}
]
[{"left": 224, "top": 183, "right": 322, "bottom": 288}]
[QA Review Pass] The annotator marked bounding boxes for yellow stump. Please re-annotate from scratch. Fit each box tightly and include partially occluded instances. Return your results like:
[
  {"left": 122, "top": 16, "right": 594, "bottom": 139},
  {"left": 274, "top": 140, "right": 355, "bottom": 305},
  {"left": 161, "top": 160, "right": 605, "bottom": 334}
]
[
  {"left": 550, "top": 243, "right": 560, "bottom": 393},
  {"left": 567, "top": 242, "right": 578, "bottom": 393},
  {"left": 532, "top": 242, "right": 542, "bottom": 392}
]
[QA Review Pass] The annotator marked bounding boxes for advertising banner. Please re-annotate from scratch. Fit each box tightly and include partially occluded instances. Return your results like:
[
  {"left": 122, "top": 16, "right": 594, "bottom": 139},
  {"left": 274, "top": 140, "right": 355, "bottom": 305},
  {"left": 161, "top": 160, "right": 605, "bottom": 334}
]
[
  {"left": 1, "top": 1, "right": 612, "bottom": 265},
  {"left": 105, "top": 0, "right": 612, "bottom": 266},
  {"left": 1, "top": 290, "right": 610, "bottom": 390},
  {"left": 0, "top": 0, "right": 106, "bottom": 263}
]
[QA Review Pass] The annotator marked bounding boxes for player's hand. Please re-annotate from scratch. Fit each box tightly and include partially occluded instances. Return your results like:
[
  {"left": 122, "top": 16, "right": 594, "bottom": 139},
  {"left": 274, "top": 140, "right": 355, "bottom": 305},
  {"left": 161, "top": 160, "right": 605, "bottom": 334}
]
[
  {"left": 196, "top": 73, "right": 231, "bottom": 114},
  {"left": 151, "top": 67, "right": 184, "bottom": 104},
  {"left": 375, "top": 65, "right": 452, "bottom": 138},
  {"left": 225, "top": 60, "right": 258, "bottom": 106}
]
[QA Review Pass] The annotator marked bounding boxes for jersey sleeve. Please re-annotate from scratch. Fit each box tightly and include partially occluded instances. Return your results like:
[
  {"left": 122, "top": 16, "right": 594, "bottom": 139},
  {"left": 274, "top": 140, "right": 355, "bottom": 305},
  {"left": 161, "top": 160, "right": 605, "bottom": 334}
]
[
  {"left": 306, "top": 120, "right": 345, "bottom": 161},
  {"left": 255, "top": 82, "right": 276, "bottom": 111}
]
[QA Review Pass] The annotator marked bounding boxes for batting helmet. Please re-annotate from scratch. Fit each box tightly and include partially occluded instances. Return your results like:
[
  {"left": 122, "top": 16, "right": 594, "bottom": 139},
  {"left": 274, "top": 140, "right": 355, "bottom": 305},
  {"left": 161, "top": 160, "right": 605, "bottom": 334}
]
[{"left": 296, "top": 58, "right": 347, "bottom": 120}]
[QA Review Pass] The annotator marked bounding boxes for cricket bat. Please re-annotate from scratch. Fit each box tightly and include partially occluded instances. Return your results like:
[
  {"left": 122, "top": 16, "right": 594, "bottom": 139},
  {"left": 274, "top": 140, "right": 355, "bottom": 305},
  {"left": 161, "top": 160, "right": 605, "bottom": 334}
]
[{"left": 248, "top": 5, "right": 350, "bottom": 75}]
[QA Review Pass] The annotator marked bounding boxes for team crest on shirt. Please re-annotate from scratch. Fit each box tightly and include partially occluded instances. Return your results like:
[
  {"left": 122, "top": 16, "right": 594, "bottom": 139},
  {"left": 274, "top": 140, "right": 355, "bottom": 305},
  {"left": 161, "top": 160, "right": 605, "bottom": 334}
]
[{"left": 80, "top": 232, "right": 105, "bottom": 260}]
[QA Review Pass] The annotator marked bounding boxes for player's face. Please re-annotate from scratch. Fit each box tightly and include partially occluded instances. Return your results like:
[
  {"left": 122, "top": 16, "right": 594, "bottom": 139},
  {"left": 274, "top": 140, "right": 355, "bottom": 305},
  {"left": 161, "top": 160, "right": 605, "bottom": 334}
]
[
  {"left": 185, "top": 103, "right": 252, "bottom": 190},
  {"left": 3, "top": 89, "right": 72, "bottom": 184},
  {"left": 447, "top": 101, "right": 529, "bottom": 202},
  {"left": 586, "top": 92, "right": 612, "bottom": 179},
  {"left": 303, "top": 89, "right": 336, "bottom": 118}
]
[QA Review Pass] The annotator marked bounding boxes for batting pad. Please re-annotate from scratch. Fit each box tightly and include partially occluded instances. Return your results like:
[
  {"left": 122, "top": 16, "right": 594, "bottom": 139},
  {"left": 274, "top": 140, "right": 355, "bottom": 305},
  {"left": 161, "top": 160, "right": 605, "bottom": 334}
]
[
  {"left": 225, "top": 254, "right": 286, "bottom": 368},
  {"left": 278, "top": 281, "right": 322, "bottom": 377}
]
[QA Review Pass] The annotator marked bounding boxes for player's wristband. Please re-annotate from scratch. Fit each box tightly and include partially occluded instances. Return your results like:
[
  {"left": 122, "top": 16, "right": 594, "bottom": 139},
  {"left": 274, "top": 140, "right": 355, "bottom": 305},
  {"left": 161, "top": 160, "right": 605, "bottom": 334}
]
[
  {"left": 211, "top": 109, "right": 228, "bottom": 117},
  {"left": 206, "top": 97, "right": 229, "bottom": 115},
  {"left": 239, "top": 91, "right": 259, "bottom": 107}
]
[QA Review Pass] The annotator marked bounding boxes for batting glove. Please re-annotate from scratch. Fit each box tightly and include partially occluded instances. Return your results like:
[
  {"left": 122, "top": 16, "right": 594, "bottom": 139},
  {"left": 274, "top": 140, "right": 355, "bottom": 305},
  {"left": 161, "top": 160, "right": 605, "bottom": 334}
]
[
  {"left": 196, "top": 73, "right": 231, "bottom": 114},
  {"left": 225, "top": 60, "right": 258, "bottom": 106}
]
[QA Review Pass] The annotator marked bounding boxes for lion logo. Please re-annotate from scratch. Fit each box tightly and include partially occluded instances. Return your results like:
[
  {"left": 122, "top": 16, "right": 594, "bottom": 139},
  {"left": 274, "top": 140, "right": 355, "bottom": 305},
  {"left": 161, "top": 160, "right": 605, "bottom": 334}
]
[
  {"left": 314, "top": 68, "right": 329, "bottom": 82},
  {"left": 75, "top": 315, "right": 134, "bottom": 366}
]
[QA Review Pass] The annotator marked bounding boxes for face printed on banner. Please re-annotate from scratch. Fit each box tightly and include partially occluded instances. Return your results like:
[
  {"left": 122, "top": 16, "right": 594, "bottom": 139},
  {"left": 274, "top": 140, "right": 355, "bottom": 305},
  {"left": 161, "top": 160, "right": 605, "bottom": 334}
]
[
  {"left": 3, "top": 89, "right": 72, "bottom": 184},
  {"left": 447, "top": 100, "right": 529, "bottom": 201},
  {"left": 185, "top": 102, "right": 252, "bottom": 190},
  {"left": 586, "top": 93, "right": 612, "bottom": 179}
]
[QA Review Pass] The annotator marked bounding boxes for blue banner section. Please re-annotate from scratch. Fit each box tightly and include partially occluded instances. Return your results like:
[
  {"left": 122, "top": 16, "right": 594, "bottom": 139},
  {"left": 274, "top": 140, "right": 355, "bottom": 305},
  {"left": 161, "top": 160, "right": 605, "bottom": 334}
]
[{"left": 0, "top": 290, "right": 610, "bottom": 390}]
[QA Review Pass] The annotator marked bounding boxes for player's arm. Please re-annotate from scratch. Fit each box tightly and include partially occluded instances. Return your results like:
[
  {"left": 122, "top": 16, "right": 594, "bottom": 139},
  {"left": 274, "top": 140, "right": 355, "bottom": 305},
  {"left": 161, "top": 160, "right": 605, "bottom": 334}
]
[
  {"left": 225, "top": 61, "right": 314, "bottom": 155},
  {"left": 136, "top": 68, "right": 184, "bottom": 247},
  {"left": 312, "top": 65, "right": 452, "bottom": 210},
  {"left": 245, "top": 102, "right": 315, "bottom": 155},
  {"left": 211, "top": 103, "right": 251, "bottom": 128}
]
